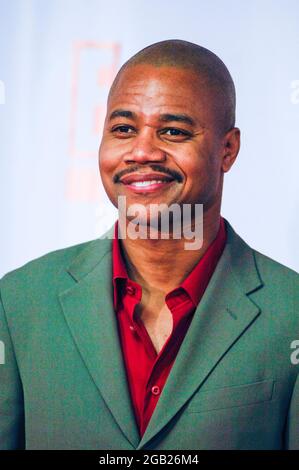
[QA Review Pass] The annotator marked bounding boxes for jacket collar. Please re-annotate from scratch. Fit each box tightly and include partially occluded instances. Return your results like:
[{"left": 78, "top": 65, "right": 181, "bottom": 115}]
[
  {"left": 60, "top": 218, "right": 263, "bottom": 449},
  {"left": 66, "top": 219, "right": 262, "bottom": 295}
]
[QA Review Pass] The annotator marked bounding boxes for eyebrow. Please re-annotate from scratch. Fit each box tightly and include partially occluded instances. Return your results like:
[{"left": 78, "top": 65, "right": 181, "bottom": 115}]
[
  {"left": 159, "top": 113, "right": 195, "bottom": 126},
  {"left": 109, "top": 109, "right": 136, "bottom": 121},
  {"left": 108, "top": 109, "right": 196, "bottom": 126}
]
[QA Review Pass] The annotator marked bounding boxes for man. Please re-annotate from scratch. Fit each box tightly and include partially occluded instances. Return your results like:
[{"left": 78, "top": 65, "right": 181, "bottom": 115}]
[{"left": 0, "top": 39, "right": 298, "bottom": 450}]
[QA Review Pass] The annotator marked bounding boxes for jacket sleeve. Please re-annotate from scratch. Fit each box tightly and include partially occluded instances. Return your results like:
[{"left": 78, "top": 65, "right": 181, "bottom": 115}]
[
  {"left": 0, "top": 288, "right": 25, "bottom": 449},
  {"left": 285, "top": 373, "right": 299, "bottom": 449}
]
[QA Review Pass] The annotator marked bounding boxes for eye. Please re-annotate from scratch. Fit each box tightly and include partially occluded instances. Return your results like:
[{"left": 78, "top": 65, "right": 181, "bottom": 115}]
[
  {"left": 111, "top": 125, "right": 136, "bottom": 137},
  {"left": 159, "top": 128, "right": 192, "bottom": 140}
]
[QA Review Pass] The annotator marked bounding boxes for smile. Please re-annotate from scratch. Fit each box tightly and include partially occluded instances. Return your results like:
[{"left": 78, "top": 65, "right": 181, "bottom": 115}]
[
  {"left": 130, "top": 180, "right": 166, "bottom": 187},
  {"left": 118, "top": 172, "right": 177, "bottom": 193},
  {"left": 122, "top": 179, "right": 175, "bottom": 193}
]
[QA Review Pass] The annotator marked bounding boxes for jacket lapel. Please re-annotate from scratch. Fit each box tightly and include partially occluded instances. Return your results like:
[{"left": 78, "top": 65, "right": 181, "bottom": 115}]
[
  {"left": 58, "top": 227, "right": 140, "bottom": 448},
  {"left": 58, "top": 219, "right": 263, "bottom": 450},
  {"left": 137, "top": 219, "right": 263, "bottom": 449}
]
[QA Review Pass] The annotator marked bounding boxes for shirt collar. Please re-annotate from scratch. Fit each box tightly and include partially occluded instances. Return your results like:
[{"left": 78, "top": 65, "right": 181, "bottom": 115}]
[
  {"left": 112, "top": 216, "right": 227, "bottom": 310},
  {"left": 178, "top": 216, "right": 226, "bottom": 305}
]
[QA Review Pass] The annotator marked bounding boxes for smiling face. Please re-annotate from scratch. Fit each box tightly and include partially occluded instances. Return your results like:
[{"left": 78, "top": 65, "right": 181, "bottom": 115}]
[{"left": 99, "top": 64, "right": 239, "bottom": 223}]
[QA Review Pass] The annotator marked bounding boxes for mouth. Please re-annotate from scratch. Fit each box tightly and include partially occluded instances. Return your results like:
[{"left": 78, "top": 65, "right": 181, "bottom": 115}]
[{"left": 119, "top": 173, "right": 177, "bottom": 194}]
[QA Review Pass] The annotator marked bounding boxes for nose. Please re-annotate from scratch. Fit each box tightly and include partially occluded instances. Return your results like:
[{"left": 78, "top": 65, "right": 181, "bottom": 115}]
[{"left": 123, "top": 128, "right": 166, "bottom": 164}]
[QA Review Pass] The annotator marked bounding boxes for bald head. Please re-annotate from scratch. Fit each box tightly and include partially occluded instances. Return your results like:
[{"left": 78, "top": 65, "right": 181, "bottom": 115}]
[{"left": 109, "top": 39, "right": 236, "bottom": 133}]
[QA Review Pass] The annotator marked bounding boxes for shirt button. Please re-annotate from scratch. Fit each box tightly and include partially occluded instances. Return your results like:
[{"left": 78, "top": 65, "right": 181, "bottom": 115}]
[
  {"left": 129, "top": 325, "right": 135, "bottom": 332},
  {"left": 126, "top": 285, "right": 136, "bottom": 296},
  {"left": 151, "top": 385, "right": 160, "bottom": 396}
]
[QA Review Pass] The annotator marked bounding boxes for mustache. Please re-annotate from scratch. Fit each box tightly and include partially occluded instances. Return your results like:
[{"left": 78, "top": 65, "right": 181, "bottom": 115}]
[{"left": 113, "top": 164, "right": 183, "bottom": 184}]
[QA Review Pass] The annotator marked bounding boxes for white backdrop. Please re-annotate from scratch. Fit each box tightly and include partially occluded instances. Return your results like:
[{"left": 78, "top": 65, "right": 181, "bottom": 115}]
[{"left": 0, "top": 0, "right": 298, "bottom": 277}]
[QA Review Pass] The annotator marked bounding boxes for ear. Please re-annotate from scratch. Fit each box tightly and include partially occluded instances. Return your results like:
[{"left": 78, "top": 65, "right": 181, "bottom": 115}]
[{"left": 221, "top": 127, "right": 240, "bottom": 172}]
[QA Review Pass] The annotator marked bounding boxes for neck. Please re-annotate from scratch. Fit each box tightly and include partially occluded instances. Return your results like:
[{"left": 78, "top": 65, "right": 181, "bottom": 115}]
[{"left": 118, "top": 206, "right": 221, "bottom": 297}]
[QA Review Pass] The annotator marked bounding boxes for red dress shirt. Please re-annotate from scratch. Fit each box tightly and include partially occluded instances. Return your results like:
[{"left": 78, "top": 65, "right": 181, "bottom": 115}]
[{"left": 112, "top": 217, "right": 227, "bottom": 437}]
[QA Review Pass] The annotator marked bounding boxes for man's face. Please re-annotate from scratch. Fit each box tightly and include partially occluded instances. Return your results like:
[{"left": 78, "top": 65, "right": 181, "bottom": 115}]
[{"left": 99, "top": 64, "right": 231, "bottom": 220}]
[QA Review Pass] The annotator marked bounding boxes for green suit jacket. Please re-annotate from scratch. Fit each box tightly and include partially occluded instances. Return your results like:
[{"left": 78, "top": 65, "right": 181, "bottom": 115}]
[{"left": 0, "top": 219, "right": 298, "bottom": 450}]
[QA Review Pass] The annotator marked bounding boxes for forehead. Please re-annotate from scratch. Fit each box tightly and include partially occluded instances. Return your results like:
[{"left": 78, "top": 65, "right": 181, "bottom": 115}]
[{"left": 107, "top": 65, "right": 212, "bottom": 117}]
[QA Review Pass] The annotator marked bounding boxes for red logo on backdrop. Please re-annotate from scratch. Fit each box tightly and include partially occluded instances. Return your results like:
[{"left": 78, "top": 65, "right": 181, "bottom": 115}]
[{"left": 66, "top": 41, "right": 120, "bottom": 202}]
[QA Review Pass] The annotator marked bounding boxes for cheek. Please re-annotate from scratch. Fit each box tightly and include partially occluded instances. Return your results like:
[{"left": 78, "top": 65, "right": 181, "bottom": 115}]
[
  {"left": 176, "top": 150, "right": 206, "bottom": 185},
  {"left": 99, "top": 143, "right": 117, "bottom": 178},
  {"left": 174, "top": 148, "right": 198, "bottom": 175},
  {"left": 178, "top": 148, "right": 220, "bottom": 197},
  {"left": 98, "top": 152, "right": 118, "bottom": 206},
  {"left": 99, "top": 154, "right": 111, "bottom": 177}
]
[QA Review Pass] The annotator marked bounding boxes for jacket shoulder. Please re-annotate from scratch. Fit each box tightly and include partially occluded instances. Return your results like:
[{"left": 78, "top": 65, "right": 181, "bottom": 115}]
[
  {"left": 224, "top": 218, "right": 299, "bottom": 294},
  {"left": 250, "top": 248, "right": 299, "bottom": 318},
  {"left": 0, "top": 219, "right": 115, "bottom": 288},
  {"left": 0, "top": 237, "right": 108, "bottom": 303},
  {"left": 253, "top": 248, "right": 299, "bottom": 283},
  {"left": 2, "top": 240, "right": 89, "bottom": 280}
]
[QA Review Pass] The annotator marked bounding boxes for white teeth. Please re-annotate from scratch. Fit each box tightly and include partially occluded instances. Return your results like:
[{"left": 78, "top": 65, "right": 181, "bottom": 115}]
[{"left": 130, "top": 180, "right": 166, "bottom": 187}]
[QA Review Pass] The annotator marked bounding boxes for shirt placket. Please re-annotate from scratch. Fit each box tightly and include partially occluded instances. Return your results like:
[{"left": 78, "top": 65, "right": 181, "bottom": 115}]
[{"left": 141, "top": 294, "right": 196, "bottom": 434}]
